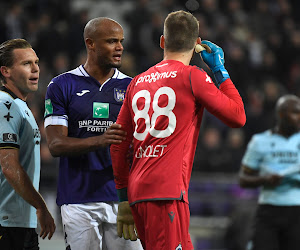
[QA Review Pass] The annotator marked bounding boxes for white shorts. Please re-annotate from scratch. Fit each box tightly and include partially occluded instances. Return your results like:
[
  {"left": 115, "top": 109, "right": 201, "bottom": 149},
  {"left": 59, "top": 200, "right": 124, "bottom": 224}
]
[{"left": 61, "top": 202, "right": 143, "bottom": 250}]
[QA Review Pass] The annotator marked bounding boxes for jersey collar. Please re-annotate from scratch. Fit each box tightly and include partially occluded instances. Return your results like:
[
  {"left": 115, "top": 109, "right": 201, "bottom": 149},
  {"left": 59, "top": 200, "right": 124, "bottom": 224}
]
[
  {"left": 79, "top": 65, "right": 119, "bottom": 79},
  {"left": 0, "top": 85, "right": 18, "bottom": 99}
]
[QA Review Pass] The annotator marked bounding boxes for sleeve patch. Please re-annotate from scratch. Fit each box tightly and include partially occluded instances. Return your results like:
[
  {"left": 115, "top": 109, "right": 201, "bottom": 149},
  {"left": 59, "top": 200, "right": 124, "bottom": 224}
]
[
  {"left": 44, "top": 99, "right": 53, "bottom": 116},
  {"left": 3, "top": 133, "right": 17, "bottom": 143}
]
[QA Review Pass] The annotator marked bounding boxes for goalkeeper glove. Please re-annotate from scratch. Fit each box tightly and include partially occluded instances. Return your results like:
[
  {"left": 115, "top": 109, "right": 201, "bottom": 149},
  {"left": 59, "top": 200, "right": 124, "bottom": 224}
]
[
  {"left": 117, "top": 201, "right": 138, "bottom": 241},
  {"left": 200, "top": 40, "right": 230, "bottom": 87}
]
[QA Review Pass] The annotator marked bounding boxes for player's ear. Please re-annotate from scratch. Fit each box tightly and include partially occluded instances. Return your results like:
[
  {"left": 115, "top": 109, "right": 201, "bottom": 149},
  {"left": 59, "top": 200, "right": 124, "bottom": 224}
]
[
  {"left": 85, "top": 38, "right": 94, "bottom": 50},
  {"left": 196, "top": 37, "right": 201, "bottom": 45},
  {"left": 160, "top": 35, "right": 165, "bottom": 49},
  {"left": 0, "top": 66, "right": 10, "bottom": 78}
]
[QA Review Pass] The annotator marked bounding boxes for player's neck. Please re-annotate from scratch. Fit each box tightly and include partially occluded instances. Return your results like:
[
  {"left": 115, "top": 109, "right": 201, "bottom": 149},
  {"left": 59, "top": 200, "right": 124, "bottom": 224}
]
[
  {"left": 4, "top": 82, "right": 28, "bottom": 101},
  {"left": 83, "top": 63, "right": 114, "bottom": 85},
  {"left": 275, "top": 125, "right": 297, "bottom": 138},
  {"left": 163, "top": 50, "right": 193, "bottom": 65}
]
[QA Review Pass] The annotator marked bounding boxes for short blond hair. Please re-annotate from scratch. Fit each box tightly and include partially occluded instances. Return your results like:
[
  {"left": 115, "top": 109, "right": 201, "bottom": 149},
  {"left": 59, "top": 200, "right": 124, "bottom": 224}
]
[{"left": 164, "top": 10, "right": 199, "bottom": 52}]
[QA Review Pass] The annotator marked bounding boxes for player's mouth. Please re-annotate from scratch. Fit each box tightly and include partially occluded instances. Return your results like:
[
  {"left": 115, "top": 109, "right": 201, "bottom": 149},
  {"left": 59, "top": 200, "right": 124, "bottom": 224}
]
[
  {"left": 29, "top": 77, "right": 39, "bottom": 84},
  {"left": 113, "top": 53, "right": 122, "bottom": 61}
]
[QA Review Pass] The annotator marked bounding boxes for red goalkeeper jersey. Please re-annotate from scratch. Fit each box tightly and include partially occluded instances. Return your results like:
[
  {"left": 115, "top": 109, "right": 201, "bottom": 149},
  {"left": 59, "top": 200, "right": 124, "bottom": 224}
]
[{"left": 111, "top": 60, "right": 246, "bottom": 205}]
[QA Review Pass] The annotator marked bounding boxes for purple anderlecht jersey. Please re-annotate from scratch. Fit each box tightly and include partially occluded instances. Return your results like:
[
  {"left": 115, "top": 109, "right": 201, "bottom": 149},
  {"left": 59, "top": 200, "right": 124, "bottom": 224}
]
[{"left": 44, "top": 65, "right": 131, "bottom": 205}]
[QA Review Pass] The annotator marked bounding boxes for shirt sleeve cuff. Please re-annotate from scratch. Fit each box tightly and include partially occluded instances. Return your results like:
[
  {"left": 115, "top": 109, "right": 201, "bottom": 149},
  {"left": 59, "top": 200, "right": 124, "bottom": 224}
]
[{"left": 117, "top": 188, "right": 128, "bottom": 202}]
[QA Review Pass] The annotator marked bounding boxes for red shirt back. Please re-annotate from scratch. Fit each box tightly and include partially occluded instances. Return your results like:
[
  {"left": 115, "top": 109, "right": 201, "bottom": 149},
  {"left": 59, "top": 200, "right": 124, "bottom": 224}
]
[{"left": 111, "top": 60, "right": 245, "bottom": 205}]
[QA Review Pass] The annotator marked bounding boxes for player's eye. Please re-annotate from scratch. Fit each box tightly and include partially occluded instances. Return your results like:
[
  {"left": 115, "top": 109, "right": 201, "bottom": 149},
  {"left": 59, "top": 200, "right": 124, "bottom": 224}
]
[{"left": 107, "top": 39, "right": 115, "bottom": 44}]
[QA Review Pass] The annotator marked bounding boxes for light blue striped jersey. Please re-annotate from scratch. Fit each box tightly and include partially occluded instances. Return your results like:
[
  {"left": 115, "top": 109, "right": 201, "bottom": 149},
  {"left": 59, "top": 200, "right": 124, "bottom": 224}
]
[
  {"left": 0, "top": 86, "right": 41, "bottom": 228},
  {"left": 242, "top": 129, "right": 300, "bottom": 205}
]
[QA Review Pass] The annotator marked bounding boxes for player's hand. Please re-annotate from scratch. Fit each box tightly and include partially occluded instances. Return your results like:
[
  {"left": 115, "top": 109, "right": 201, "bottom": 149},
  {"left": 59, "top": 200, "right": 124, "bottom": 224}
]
[
  {"left": 117, "top": 201, "right": 138, "bottom": 241},
  {"left": 36, "top": 206, "right": 56, "bottom": 240},
  {"left": 200, "top": 40, "right": 230, "bottom": 86},
  {"left": 263, "top": 174, "right": 282, "bottom": 186},
  {"left": 200, "top": 40, "right": 225, "bottom": 71},
  {"left": 100, "top": 123, "right": 127, "bottom": 147}
]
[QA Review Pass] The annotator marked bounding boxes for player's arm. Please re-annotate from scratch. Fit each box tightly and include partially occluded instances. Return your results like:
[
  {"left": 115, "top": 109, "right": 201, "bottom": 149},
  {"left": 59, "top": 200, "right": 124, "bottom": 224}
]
[
  {"left": 110, "top": 83, "right": 138, "bottom": 241},
  {"left": 45, "top": 123, "right": 126, "bottom": 157},
  {"left": 110, "top": 112, "right": 133, "bottom": 189},
  {"left": 239, "top": 165, "right": 282, "bottom": 188},
  {"left": 111, "top": 135, "right": 138, "bottom": 242},
  {"left": 192, "top": 41, "right": 246, "bottom": 128},
  {"left": 0, "top": 148, "right": 56, "bottom": 239},
  {"left": 110, "top": 79, "right": 136, "bottom": 192},
  {"left": 191, "top": 70, "right": 245, "bottom": 128}
]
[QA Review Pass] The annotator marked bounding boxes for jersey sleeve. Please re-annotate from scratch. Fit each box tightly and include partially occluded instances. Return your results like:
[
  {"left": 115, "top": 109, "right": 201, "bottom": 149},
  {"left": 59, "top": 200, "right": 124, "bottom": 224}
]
[
  {"left": 0, "top": 99, "right": 21, "bottom": 149},
  {"left": 190, "top": 67, "right": 246, "bottom": 128},
  {"left": 44, "top": 78, "right": 69, "bottom": 119},
  {"left": 110, "top": 81, "right": 135, "bottom": 190},
  {"left": 241, "top": 135, "right": 262, "bottom": 170}
]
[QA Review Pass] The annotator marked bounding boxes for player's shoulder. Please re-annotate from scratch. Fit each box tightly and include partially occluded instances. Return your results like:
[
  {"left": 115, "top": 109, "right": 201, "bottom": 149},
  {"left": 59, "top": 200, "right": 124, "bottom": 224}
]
[
  {"left": 111, "top": 69, "right": 132, "bottom": 87},
  {"left": 292, "top": 131, "right": 300, "bottom": 137},
  {"left": 254, "top": 129, "right": 272, "bottom": 138},
  {"left": 189, "top": 65, "right": 210, "bottom": 77},
  {"left": 113, "top": 69, "right": 132, "bottom": 81},
  {"left": 250, "top": 130, "right": 273, "bottom": 144},
  {"left": 50, "top": 65, "right": 86, "bottom": 86},
  {"left": 0, "top": 88, "right": 14, "bottom": 103},
  {"left": 0, "top": 87, "right": 22, "bottom": 116}
]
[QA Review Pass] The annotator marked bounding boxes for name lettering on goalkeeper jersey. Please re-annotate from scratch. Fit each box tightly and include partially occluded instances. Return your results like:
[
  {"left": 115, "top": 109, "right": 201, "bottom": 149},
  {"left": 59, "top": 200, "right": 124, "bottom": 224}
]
[
  {"left": 135, "top": 144, "right": 167, "bottom": 158},
  {"left": 136, "top": 71, "right": 177, "bottom": 85}
]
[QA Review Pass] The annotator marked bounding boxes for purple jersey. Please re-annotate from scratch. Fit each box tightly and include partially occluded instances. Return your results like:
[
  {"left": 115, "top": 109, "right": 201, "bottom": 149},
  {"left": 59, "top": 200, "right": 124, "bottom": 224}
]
[{"left": 44, "top": 65, "right": 131, "bottom": 205}]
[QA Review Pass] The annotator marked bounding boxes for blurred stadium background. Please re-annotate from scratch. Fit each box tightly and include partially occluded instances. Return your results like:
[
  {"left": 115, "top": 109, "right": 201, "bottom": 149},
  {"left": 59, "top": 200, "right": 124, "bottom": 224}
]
[{"left": 1, "top": 0, "right": 300, "bottom": 249}]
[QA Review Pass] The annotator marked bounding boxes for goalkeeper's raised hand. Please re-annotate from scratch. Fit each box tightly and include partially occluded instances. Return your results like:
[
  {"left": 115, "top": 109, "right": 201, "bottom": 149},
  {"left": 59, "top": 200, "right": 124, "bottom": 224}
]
[
  {"left": 200, "top": 40, "right": 230, "bottom": 87},
  {"left": 117, "top": 201, "right": 138, "bottom": 241}
]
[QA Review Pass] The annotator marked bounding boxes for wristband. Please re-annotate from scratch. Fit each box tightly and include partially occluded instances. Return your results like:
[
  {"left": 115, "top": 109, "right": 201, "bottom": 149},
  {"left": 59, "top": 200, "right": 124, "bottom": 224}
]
[
  {"left": 117, "top": 188, "right": 128, "bottom": 202},
  {"left": 212, "top": 66, "right": 230, "bottom": 87}
]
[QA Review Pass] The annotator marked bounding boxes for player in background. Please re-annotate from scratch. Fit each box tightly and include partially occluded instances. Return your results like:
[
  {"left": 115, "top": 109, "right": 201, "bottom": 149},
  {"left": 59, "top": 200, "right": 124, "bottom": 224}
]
[
  {"left": 239, "top": 95, "right": 300, "bottom": 250},
  {"left": 44, "top": 17, "right": 142, "bottom": 250},
  {"left": 110, "top": 10, "right": 246, "bottom": 250},
  {"left": 0, "top": 39, "right": 55, "bottom": 249}
]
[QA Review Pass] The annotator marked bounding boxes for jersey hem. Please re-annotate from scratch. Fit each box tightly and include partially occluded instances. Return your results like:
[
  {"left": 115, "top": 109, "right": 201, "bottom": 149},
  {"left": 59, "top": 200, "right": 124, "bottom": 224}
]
[
  {"left": 129, "top": 194, "right": 184, "bottom": 206},
  {"left": 57, "top": 198, "right": 119, "bottom": 206}
]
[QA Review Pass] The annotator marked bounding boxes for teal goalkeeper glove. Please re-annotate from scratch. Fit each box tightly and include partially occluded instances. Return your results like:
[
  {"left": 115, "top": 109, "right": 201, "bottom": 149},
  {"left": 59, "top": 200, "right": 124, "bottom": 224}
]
[
  {"left": 117, "top": 201, "right": 138, "bottom": 241},
  {"left": 200, "top": 40, "right": 230, "bottom": 87}
]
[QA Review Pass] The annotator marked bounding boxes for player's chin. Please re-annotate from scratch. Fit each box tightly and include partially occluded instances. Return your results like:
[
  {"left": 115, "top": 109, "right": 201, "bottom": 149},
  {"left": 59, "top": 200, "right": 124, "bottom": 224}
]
[
  {"left": 111, "top": 61, "right": 122, "bottom": 69},
  {"left": 111, "top": 58, "right": 122, "bottom": 67},
  {"left": 28, "top": 84, "right": 39, "bottom": 92}
]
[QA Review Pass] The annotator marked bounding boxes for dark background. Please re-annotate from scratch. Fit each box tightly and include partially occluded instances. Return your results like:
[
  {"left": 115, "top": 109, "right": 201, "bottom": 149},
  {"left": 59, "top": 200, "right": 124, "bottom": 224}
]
[{"left": 1, "top": 0, "right": 299, "bottom": 249}]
